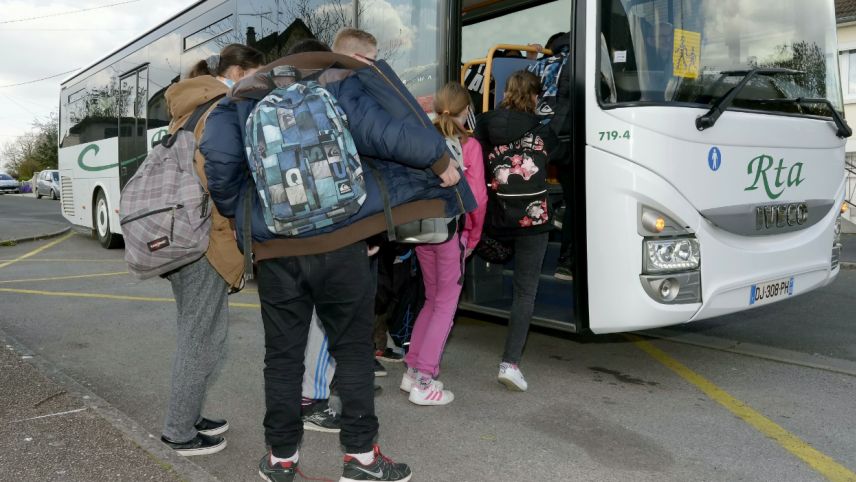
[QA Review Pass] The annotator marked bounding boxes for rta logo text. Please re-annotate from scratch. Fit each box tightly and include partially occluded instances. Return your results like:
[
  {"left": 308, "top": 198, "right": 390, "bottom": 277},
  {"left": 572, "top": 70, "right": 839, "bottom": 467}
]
[{"left": 744, "top": 154, "right": 805, "bottom": 200}]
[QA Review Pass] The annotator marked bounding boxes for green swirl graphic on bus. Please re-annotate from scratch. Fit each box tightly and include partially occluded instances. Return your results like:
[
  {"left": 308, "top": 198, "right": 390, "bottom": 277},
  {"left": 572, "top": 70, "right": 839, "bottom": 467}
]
[
  {"left": 77, "top": 144, "right": 116, "bottom": 172},
  {"left": 77, "top": 143, "right": 148, "bottom": 172}
]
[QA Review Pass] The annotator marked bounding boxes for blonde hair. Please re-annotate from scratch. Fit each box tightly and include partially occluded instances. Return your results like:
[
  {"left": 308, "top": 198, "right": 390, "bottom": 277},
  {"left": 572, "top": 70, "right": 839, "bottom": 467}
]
[
  {"left": 500, "top": 70, "right": 540, "bottom": 113},
  {"left": 332, "top": 28, "right": 378, "bottom": 57},
  {"left": 432, "top": 82, "right": 470, "bottom": 141}
]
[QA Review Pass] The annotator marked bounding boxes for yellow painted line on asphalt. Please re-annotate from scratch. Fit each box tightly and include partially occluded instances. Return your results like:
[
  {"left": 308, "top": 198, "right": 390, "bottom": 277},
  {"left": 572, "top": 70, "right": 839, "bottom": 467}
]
[
  {"left": 0, "top": 271, "right": 129, "bottom": 284},
  {"left": 0, "top": 232, "right": 75, "bottom": 270},
  {"left": 629, "top": 335, "right": 856, "bottom": 482},
  {"left": 0, "top": 287, "right": 261, "bottom": 309}
]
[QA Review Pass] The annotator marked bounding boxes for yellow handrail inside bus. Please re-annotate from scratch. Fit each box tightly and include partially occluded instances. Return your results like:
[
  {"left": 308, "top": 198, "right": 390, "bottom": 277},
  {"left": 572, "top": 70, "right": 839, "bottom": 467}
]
[
  {"left": 463, "top": 44, "right": 553, "bottom": 113},
  {"left": 460, "top": 58, "right": 487, "bottom": 86}
]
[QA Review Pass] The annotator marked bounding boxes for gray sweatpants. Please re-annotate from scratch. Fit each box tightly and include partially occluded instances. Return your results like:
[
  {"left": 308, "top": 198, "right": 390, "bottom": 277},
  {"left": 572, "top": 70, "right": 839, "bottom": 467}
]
[{"left": 163, "top": 256, "right": 229, "bottom": 442}]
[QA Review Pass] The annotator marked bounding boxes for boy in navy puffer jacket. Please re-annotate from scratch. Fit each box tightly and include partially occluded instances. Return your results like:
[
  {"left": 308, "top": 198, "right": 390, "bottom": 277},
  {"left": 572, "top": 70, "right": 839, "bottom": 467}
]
[{"left": 202, "top": 30, "right": 473, "bottom": 482}]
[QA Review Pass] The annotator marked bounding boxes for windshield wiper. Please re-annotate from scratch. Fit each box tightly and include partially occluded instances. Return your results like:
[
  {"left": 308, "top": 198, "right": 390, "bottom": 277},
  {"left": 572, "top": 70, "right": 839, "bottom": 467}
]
[
  {"left": 695, "top": 68, "right": 803, "bottom": 131},
  {"left": 747, "top": 97, "right": 852, "bottom": 138}
]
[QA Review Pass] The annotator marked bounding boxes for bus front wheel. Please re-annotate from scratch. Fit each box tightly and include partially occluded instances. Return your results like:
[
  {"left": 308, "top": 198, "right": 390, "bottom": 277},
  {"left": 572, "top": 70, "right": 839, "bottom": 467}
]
[{"left": 93, "top": 190, "right": 122, "bottom": 249}]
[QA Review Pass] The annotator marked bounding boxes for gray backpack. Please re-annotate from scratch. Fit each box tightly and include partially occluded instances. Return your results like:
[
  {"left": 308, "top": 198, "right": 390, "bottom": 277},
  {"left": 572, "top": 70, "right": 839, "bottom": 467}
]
[{"left": 120, "top": 97, "right": 221, "bottom": 280}]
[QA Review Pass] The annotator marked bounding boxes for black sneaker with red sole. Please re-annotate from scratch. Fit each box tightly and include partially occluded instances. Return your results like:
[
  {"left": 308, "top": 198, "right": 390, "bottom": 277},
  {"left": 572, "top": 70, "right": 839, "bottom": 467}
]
[
  {"left": 258, "top": 453, "right": 297, "bottom": 482},
  {"left": 340, "top": 445, "right": 411, "bottom": 482}
]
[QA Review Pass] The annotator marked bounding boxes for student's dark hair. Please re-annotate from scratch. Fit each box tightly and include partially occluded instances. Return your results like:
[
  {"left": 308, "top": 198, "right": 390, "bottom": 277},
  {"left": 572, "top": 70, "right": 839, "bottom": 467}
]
[
  {"left": 188, "top": 43, "right": 264, "bottom": 79},
  {"left": 286, "top": 38, "right": 331, "bottom": 55},
  {"left": 545, "top": 32, "right": 567, "bottom": 52},
  {"left": 500, "top": 70, "right": 541, "bottom": 113}
]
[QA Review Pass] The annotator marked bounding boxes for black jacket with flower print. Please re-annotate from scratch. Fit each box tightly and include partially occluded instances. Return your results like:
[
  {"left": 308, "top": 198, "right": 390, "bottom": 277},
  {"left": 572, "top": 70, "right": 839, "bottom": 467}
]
[{"left": 474, "top": 108, "right": 558, "bottom": 238}]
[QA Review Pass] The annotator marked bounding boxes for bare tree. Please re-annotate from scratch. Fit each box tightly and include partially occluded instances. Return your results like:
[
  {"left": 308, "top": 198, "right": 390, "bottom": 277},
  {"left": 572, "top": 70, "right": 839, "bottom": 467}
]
[{"left": 2, "top": 114, "right": 59, "bottom": 179}]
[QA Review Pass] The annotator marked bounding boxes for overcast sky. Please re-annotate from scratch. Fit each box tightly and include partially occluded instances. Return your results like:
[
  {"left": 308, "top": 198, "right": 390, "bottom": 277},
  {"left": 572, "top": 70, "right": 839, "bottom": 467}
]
[{"left": 0, "top": 0, "right": 198, "bottom": 156}]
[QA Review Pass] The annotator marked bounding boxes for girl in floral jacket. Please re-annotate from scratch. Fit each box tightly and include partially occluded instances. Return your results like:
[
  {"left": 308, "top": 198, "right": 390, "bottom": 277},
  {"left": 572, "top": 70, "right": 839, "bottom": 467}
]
[{"left": 474, "top": 70, "right": 559, "bottom": 392}]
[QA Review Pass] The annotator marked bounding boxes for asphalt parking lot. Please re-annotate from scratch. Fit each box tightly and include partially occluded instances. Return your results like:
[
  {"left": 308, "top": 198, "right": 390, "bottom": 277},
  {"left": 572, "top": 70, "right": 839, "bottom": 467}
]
[{"left": 1, "top": 198, "right": 856, "bottom": 481}]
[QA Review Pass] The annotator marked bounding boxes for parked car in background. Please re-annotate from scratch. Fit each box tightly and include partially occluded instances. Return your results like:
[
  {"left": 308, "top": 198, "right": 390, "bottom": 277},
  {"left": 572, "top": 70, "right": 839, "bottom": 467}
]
[
  {"left": 0, "top": 173, "right": 21, "bottom": 194},
  {"left": 36, "top": 170, "right": 60, "bottom": 200}
]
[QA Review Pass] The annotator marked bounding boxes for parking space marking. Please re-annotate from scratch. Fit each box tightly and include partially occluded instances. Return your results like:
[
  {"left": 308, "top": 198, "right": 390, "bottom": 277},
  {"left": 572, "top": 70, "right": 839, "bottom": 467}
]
[
  {"left": 0, "top": 232, "right": 75, "bottom": 270},
  {"left": 0, "top": 287, "right": 261, "bottom": 309},
  {"left": 0, "top": 272, "right": 129, "bottom": 284},
  {"left": 629, "top": 335, "right": 856, "bottom": 482}
]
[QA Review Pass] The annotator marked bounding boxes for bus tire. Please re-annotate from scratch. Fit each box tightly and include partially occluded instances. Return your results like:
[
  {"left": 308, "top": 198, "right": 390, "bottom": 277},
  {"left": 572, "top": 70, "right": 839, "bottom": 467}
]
[{"left": 93, "top": 189, "right": 122, "bottom": 249}]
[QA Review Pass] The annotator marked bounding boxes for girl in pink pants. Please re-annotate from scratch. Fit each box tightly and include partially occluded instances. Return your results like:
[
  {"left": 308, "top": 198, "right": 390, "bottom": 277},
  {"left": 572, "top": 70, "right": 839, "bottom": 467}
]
[{"left": 402, "top": 83, "right": 487, "bottom": 406}]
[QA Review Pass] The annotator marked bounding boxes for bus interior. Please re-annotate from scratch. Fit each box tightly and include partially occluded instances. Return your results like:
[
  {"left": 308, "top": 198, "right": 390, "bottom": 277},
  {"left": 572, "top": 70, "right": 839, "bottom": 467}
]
[{"left": 456, "top": 0, "right": 576, "bottom": 332}]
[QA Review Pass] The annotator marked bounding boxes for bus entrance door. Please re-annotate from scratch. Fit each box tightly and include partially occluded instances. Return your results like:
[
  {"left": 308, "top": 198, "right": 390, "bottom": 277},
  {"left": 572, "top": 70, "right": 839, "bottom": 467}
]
[{"left": 118, "top": 67, "right": 148, "bottom": 189}]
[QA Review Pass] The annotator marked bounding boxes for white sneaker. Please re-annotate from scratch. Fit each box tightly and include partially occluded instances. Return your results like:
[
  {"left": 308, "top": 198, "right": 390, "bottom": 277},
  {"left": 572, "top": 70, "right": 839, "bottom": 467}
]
[
  {"left": 498, "top": 362, "right": 528, "bottom": 391},
  {"left": 408, "top": 384, "right": 454, "bottom": 406},
  {"left": 399, "top": 370, "right": 444, "bottom": 393}
]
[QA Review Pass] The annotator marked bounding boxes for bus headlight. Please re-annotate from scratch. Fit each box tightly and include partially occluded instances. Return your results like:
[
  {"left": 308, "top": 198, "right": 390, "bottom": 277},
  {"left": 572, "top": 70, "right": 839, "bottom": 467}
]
[{"left": 644, "top": 237, "right": 700, "bottom": 273}]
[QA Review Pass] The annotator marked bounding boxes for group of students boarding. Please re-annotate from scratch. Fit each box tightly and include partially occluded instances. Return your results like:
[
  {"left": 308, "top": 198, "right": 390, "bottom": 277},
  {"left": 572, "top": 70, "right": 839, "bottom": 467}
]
[{"left": 149, "top": 27, "right": 568, "bottom": 482}]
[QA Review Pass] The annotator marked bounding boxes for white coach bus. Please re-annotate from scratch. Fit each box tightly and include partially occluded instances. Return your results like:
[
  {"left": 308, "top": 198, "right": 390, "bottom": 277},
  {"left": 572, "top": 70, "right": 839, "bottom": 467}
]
[{"left": 59, "top": 0, "right": 848, "bottom": 334}]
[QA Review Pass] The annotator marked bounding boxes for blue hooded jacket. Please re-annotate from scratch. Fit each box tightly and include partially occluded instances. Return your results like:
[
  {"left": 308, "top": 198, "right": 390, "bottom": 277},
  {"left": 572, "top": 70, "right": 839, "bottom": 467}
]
[{"left": 201, "top": 52, "right": 477, "bottom": 258}]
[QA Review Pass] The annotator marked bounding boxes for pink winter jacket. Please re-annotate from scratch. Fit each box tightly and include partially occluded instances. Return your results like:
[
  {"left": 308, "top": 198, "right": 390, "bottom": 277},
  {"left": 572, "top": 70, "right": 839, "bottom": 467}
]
[{"left": 461, "top": 137, "right": 488, "bottom": 251}]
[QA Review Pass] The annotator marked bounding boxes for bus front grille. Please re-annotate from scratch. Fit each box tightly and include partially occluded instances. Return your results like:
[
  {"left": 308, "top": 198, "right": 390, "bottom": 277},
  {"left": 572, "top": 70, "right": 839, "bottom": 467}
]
[{"left": 61, "top": 176, "right": 74, "bottom": 217}]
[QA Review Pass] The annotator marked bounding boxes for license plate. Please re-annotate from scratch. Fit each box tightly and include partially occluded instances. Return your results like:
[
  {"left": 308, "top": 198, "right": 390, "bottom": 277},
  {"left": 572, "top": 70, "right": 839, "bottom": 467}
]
[{"left": 749, "top": 277, "right": 794, "bottom": 306}]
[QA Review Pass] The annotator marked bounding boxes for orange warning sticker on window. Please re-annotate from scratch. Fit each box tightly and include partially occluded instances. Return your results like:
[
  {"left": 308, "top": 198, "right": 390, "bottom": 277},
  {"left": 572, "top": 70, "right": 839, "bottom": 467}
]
[{"left": 673, "top": 29, "right": 701, "bottom": 78}]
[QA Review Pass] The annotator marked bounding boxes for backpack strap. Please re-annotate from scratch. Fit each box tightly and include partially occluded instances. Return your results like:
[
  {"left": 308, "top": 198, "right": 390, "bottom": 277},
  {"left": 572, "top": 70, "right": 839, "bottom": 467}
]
[
  {"left": 162, "top": 94, "right": 225, "bottom": 148},
  {"left": 364, "top": 161, "right": 397, "bottom": 242},
  {"left": 242, "top": 177, "right": 254, "bottom": 281}
]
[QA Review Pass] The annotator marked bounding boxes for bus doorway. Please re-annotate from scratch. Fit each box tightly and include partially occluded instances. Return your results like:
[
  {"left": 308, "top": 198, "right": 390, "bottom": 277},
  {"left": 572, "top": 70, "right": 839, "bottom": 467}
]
[
  {"left": 456, "top": 0, "right": 579, "bottom": 332},
  {"left": 118, "top": 66, "right": 149, "bottom": 189}
]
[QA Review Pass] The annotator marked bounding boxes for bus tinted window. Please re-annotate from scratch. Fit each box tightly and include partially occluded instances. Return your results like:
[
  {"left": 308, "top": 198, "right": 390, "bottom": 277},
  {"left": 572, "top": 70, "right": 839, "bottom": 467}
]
[
  {"left": 239, "top": 0, "right": 282, "bottom": 59},
  {"left": 281, "top": 1, "right": 353, "bottom": 48},
  {"left": 461, "top": 1, "right": 572, "bottom": 62},
  {"left": 184, "top": 15, "right": 234, "bottom": 51},
  {"left": 148, "top": 32, "right": 181, "bottom": 129},
  {"left": 360, "top": 0, "right": 446, "bottom": 104},
  {"left": 60, "top": 70, "right": 121, "bottom": 148}
]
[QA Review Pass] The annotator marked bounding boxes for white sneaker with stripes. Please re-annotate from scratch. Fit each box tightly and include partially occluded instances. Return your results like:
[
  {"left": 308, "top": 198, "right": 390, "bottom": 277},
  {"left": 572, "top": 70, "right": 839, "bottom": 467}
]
[
  {"left": 408, "top": 383, "right": 454, "bottom": 406},
  {"left": 400, "top": 370, "right": 444, "bottom": 393}
]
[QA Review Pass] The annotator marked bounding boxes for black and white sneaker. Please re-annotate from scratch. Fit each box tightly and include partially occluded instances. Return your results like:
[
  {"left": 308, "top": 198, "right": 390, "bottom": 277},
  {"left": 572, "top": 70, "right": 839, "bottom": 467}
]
[
  {"left": 161, "top": 433, "right": 226, "bottom": 456},
  {"left": 195, "top": 417, "right": 229, "bottom": 436},
  {"left": 373, "top": 359, "right": 388, "bottom": 377},
  {"left": 341, "top": 445, "right": 411, "bottom": 482},
  {"left": 302, "top": 400, "right": 341, "bottom": 433},
  {"left": 554, "top": 257, "right": 574, "bottom": 281},
  {"left": 258, "top": 453, "right": 296, "bottom": 482}
]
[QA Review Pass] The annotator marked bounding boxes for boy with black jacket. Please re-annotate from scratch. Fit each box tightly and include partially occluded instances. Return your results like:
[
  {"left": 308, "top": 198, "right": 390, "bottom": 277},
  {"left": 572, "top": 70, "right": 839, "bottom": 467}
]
[{"left": 201, "top": 30, "right": 475, "bottom": 482}]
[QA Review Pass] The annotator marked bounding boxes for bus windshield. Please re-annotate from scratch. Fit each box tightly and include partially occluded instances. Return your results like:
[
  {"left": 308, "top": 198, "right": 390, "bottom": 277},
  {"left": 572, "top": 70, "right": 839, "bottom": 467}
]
[{"left": 599, "top": 0, "right": 844, "bottom": 116}]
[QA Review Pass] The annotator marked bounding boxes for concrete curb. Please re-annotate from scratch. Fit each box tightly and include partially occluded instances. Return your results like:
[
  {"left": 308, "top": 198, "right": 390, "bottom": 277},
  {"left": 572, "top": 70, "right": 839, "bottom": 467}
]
[
  {"left": 0, "top": 226, "right": 72, "bottom": 246},
  {"left": 640, "top": 329, "right": 856, "bottom": 377},
  {"left": 0, "top": 327, "right": 218, "bottom": 482}
]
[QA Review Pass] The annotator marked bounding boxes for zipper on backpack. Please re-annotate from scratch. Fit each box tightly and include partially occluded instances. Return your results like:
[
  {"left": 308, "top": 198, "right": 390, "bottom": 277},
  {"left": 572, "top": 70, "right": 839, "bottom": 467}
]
[
  {"left": 200, "top": 193, "right": 210, "bottom": 218},
  {"left": 170, "top": 207, "right": 176, "bottom": 241},
  {"left": 120, "top": 205, "right": 177, "bottom": 225},
  {"left": 496, "top": 189, "right": 548, "bottom": 198}
]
